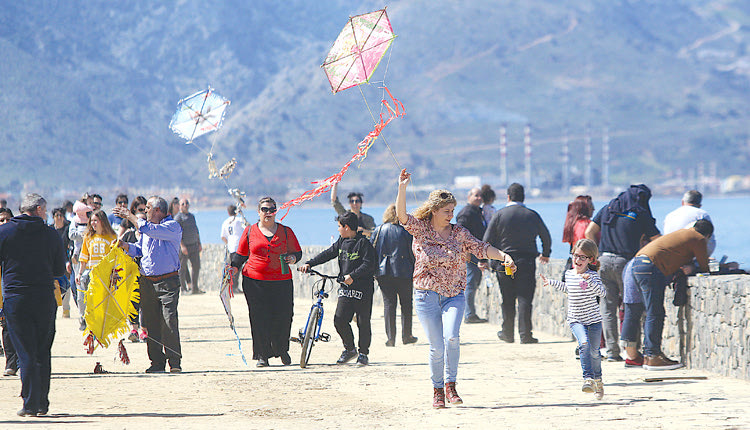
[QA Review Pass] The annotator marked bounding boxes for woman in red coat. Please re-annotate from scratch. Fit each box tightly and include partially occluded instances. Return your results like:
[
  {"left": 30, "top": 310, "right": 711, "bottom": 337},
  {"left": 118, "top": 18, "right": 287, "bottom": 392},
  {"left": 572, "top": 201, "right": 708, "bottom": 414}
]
[{"left": 233, "top": 197, "right": 302, "bottom": 367}]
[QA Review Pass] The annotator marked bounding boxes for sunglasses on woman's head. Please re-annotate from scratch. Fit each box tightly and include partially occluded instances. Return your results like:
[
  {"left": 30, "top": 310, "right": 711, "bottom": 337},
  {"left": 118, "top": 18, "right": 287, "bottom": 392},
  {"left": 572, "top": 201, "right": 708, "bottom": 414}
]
[
  {"left": 260, "top": 206, "right": 277, "bottom": 214},
  {"left": 439, "top": 192, "right": 453, "bottom": 200}
]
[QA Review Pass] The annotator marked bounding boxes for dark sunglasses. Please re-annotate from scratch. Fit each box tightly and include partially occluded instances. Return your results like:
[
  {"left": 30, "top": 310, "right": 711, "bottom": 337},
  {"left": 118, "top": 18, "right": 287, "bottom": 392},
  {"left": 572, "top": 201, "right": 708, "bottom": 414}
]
[
  {"left": 349, "top": 199, "right": 362, "bottom": 204},
  {"left": 136, "top": 208, "right": 146, "bottom": 213},
  {"left": 86, "top": 211, "right": 93, "bottom": 217},
  {"left": 260, "top": 206, "right": 277, "bottom": 214},
  {"left": 116, "top": 201, "right": 128, "bottom": 205},
  {"left": 439, "top": 192, "right": 453, "bottom": 200}
]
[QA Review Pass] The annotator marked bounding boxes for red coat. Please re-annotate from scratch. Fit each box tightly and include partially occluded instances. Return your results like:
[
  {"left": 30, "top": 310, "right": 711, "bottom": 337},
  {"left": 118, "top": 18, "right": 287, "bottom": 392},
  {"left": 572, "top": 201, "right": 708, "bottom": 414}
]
[{"left": 236, "top": 223, "right": 302, "bottom": 281}]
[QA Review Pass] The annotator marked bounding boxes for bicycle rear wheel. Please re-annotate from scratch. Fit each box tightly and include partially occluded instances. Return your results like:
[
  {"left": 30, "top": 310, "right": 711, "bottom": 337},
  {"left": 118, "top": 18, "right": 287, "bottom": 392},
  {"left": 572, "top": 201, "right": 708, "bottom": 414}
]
[{"left": 300, "top": 307, "right": 320, "bottom": 368}]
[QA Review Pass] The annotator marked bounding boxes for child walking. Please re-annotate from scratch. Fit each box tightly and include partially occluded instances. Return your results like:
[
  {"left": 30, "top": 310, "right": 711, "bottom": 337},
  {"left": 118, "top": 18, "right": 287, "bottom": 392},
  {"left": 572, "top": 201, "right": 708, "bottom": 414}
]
[
  {"left": 541, "top": 238, "right": 606, "bottom": 399},
  {"left": 300, "top": 212, "right": 376, "bottom": 366}
]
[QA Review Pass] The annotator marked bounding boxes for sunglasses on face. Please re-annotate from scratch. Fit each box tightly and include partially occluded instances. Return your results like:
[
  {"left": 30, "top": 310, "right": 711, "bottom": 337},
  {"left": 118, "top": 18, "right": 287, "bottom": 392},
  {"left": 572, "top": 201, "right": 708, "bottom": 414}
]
[
  {"left": 117, "top": 201, "right": 128, "bottom": 205},
  {"left": 349, "top": 199, "right": 362, "bottom": 204},
  {"left": 260, "top": 206, "right": 277, "bottom": 214},
  {"left": 137, "top": 208, "right": 146, "bottom": 213}
]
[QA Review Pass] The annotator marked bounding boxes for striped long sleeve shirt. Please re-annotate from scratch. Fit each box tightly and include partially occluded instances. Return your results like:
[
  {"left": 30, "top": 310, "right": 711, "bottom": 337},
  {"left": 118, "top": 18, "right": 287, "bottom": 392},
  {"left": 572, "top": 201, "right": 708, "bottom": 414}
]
[{"left": 547, "top": 269, "right": 606, "bottom": 325}]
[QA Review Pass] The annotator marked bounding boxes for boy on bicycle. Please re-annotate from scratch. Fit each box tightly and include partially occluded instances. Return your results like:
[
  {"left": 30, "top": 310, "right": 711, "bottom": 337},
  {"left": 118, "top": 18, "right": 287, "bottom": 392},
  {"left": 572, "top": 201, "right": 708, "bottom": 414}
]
[{"left": 300, "top": 212, "right": 376, "bottom": 366}]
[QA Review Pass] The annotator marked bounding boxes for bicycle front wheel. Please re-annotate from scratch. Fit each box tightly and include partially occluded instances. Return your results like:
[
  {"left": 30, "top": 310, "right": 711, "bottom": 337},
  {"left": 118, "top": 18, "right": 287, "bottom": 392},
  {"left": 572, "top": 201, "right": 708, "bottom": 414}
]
[{"left": 300, "top": 307, "right": 320, "bottom": 368}]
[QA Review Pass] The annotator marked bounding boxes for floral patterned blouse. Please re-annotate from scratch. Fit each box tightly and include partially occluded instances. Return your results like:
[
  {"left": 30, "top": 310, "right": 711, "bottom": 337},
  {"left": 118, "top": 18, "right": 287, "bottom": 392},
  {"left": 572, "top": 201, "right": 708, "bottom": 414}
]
[{"left": 403, "top": 214, "right": 489, "bottom": 297}]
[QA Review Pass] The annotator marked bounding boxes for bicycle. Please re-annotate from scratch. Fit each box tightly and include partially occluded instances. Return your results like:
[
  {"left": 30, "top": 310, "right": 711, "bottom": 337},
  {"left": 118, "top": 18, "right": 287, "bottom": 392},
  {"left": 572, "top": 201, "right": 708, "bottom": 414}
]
[{"left": 290, "top": 268, "right": 339, "bottom": 368}]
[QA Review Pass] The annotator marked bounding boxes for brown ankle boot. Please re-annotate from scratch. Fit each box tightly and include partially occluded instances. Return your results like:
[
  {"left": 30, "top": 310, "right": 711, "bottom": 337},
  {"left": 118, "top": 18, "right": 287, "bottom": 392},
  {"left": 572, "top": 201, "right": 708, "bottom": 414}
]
[
  {"left": 445, "top": 381, "right": 463, "bottom": 405},
  {"left": 433, "top": 387, "right": 446, "bottom": 408}
]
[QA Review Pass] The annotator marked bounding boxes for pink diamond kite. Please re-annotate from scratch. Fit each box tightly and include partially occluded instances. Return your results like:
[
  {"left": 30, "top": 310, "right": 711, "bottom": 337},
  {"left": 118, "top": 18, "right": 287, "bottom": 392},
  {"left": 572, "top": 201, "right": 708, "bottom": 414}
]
[{"left": 322, "top": 8, "right": 396, "bottom": 94}]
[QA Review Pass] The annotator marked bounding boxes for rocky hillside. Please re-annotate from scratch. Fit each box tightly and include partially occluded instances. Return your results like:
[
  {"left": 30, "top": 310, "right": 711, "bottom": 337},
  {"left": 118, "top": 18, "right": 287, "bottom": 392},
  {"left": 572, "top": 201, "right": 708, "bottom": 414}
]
[{"left": 1, "top": 0, "right": 748, "bottom": 201}]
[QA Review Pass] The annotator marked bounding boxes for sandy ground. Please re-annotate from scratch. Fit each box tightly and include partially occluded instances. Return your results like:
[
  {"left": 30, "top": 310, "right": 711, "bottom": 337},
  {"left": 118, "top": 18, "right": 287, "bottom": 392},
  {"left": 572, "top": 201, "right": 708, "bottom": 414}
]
[{"left": 2, "top": 292, "right": 749, "bottom": 429}]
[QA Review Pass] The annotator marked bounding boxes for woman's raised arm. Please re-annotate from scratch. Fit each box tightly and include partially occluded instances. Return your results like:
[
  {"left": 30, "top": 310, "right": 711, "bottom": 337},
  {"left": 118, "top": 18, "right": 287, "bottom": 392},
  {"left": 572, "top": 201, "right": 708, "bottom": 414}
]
[{"left": 396, "top": 169, "right": 410, "bottom": 225}]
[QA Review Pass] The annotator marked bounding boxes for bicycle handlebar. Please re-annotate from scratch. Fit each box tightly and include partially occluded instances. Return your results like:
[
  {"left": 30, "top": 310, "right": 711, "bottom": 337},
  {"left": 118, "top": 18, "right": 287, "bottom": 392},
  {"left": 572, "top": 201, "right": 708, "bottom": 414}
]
[{"left": 305, "top": 268, "right": 338, "bottom": 280}]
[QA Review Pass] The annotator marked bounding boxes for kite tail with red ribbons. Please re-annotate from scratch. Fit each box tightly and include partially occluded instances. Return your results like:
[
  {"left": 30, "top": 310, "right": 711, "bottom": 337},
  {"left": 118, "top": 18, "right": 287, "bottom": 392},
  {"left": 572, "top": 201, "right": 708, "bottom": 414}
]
[{"left": 278, "top": 87, "right": 405, "bottom": 220}]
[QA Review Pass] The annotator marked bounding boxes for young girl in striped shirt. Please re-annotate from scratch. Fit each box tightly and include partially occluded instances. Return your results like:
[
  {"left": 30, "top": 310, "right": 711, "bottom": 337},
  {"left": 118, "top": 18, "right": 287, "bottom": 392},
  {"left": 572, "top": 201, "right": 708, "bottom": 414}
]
[{"left": 541, "top": 238, "right": 606, "bottom": 399}]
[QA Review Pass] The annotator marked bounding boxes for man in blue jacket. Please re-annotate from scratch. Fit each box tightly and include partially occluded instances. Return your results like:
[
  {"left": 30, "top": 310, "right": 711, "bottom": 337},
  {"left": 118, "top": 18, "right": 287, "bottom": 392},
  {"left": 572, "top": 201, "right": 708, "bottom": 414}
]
[
  {"left": 0, "top": 193, "right": 66, "bottom": 417},
  {"left": 115, "top": 196, "right": 184, "bottom": 373}
]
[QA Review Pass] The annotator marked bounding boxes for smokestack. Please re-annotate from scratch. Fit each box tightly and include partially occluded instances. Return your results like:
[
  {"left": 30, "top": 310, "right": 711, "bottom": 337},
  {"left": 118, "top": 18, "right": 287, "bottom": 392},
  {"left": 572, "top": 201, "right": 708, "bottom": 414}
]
[
  {"left": 500, "top": 124, "right": 507, "bottom": 186},
  {"left": 524, "top": 124, "right": 531, "bottom": 188},
  {"left": 562, "top": 125, "right": 569, "bottom": 193},
  {"left": 584, "top": 124, "right": 592, "bottom": 189},
  {"left": 602, "top": 126, "right": 609, "bottom": 189}
]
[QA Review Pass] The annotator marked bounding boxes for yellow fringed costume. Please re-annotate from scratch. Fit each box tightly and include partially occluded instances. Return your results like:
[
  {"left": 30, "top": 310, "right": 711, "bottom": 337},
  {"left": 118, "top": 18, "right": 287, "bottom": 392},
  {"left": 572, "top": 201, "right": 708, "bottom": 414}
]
[{"left": 83, "top": 246, "right": 140, "bottom": 350}]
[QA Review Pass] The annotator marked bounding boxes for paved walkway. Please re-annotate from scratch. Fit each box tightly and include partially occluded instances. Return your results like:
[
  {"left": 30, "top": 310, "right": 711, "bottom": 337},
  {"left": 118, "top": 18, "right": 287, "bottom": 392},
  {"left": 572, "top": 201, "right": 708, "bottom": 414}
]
[{"left": 2, "top": 293, "right": 748, "bottom": 429}]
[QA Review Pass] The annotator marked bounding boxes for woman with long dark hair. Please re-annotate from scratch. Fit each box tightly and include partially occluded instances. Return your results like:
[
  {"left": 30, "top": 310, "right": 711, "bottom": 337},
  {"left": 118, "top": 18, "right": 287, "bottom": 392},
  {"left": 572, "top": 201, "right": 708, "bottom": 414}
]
[{"left": 562, "top": 195, "right": 595, "bottom": 250}]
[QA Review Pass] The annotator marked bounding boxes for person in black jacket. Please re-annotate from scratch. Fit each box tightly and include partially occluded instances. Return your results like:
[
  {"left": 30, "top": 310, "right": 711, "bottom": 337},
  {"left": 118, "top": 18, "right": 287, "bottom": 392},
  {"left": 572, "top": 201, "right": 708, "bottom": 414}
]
[
  {"left": 371, "top": 204, "right": 418, "bottom": 347},
  {"left": 483, "top": 183, "right": 551, "bottom": 344},
  {"left": 456, "top": 187, "right": 487, "bottom": 324},
  {"left": 0, "top": 194, "right": 66, "bottom": 417},
  {"left": 300, "top": 212, "right": 376, "bottom": 366}
]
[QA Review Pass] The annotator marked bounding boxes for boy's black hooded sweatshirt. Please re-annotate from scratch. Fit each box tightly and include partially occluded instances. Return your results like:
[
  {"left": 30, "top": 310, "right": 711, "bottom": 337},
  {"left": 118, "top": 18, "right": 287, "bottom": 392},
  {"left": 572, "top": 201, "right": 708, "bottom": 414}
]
[{"left": 305, "top": 232, "right": 376, "bottom": 290}]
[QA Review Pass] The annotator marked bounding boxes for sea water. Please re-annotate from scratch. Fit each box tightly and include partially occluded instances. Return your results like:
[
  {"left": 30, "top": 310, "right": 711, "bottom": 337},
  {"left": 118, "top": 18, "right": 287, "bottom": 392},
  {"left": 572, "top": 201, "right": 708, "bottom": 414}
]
[{"left": 195, "top": 196, "right": 750, "bottom": 268}]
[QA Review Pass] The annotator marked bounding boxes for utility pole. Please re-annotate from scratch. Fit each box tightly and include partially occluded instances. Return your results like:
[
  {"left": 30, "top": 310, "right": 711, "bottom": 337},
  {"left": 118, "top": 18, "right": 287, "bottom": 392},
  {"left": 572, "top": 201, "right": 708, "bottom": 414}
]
[
  {"left": 584, "top": 124, "right": 592, "bottom": 189},
  {"left": 602, "top": 126, "right": 610, "bottom": 190},
  {"left": 500, "top": 124, "right": 507, "bottom": 186},
  {"left": 524, "top": 124, "right": 531, "bottom": 188}
]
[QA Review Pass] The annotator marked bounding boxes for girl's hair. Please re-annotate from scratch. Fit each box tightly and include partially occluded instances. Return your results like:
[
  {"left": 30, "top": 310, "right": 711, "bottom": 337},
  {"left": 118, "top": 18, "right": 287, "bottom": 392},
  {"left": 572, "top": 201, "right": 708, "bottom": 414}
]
[
  {"left": 562, "top": 195, "right": 594, "bottom": 244},
  {"left": 382, "top": 203, "right": 398, "bottom": 224},
  {"left": 413, "top": 189, "right": 457, "bottom": 221},
  {"left": 480, "top": 184, "right": 496, "bottom": 204},
  {"left": 573, "top": 238, "right": 600, "bottom": 271},
  {"left": 169, "top": 197, "right": 180, "bottom": 216},
  {"left": 129, "top": 196, "right": 148, "bottom": 215},
  {"left": 84, "top": 209, "right": 116, "bottom": 239},
  {"left": 121, "top": 196, "right": 148, "bottom": 231}
]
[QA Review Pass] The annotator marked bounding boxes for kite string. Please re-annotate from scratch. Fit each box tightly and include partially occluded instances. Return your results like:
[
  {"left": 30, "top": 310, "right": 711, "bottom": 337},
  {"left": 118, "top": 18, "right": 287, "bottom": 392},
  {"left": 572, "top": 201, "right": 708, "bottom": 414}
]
[{"left": 358, "top": 85, "right": 402, "bottom": 171}]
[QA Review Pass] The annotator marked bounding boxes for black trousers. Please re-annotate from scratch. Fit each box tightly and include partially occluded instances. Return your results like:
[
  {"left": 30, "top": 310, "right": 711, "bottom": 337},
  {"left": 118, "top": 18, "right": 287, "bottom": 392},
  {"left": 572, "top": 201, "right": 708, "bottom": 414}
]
[
  {"left": 496, "top": 258, "right": 537, "bottom": 340},
  {"left": 242, "top": 277, "right": 294, "bottom": 360},
  {"left": 3, "top": 291, "right": 56, "bottom": 413},
  {"left": 376, "top": 276, "right": 414, "bottom": 343},
  {"left": 334, "top": 286, "right": 373, "bottom": 355},
  {"left": 140, "top": 275, "right": 182, "bottom": 368},
  {"left": 179, "top": 243, "right": 201, "bottom": 291},
  {"left": 1, "top": 313, "right": 19, "bottom": 371}
]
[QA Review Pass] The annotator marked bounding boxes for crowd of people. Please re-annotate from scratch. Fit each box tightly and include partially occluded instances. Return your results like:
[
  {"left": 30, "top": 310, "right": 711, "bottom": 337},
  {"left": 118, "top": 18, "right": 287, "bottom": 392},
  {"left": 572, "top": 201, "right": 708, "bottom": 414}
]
[{"left": 0, "top": 179, "right": 716, "bottom": 414}]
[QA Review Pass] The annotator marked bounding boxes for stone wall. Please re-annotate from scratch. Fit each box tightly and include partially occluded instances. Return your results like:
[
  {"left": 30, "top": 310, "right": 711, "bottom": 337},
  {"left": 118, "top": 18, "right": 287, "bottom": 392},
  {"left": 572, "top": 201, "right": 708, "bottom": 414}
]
[{"left": 198, "top": 244, "right": 750, "bottom": 379}]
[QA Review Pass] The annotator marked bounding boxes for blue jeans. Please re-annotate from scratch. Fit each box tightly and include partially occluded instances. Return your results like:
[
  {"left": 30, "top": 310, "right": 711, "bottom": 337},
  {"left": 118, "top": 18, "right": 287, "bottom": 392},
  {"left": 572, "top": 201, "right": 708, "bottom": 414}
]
[
  {"left": 632, "top": 256, "right": 668, "bottom": 356},
  {"left": 464, "top": 262, "right": 482, "bottom": 319},
  {"left": 570, "top": 322, "right": 603, "bottom": 379},
  {"left": 620, "top": 303, "right": 645, "bottom": 347},
  {"left": 414, "top": 289, "right": 465, "bottom": 388}
]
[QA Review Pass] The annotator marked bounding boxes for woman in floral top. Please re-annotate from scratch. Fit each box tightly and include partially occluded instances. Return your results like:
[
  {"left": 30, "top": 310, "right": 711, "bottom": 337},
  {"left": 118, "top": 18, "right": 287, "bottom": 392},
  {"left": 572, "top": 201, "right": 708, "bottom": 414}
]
[{"left": 396, "top": 169, "right": 515, "bottom": 409}]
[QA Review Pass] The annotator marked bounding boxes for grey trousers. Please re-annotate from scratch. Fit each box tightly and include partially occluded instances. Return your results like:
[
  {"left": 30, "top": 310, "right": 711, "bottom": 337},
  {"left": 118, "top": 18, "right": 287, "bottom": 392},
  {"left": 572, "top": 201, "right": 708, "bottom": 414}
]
[{"left": 598, "top": 253, "right": 627, "bottom": 357}]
